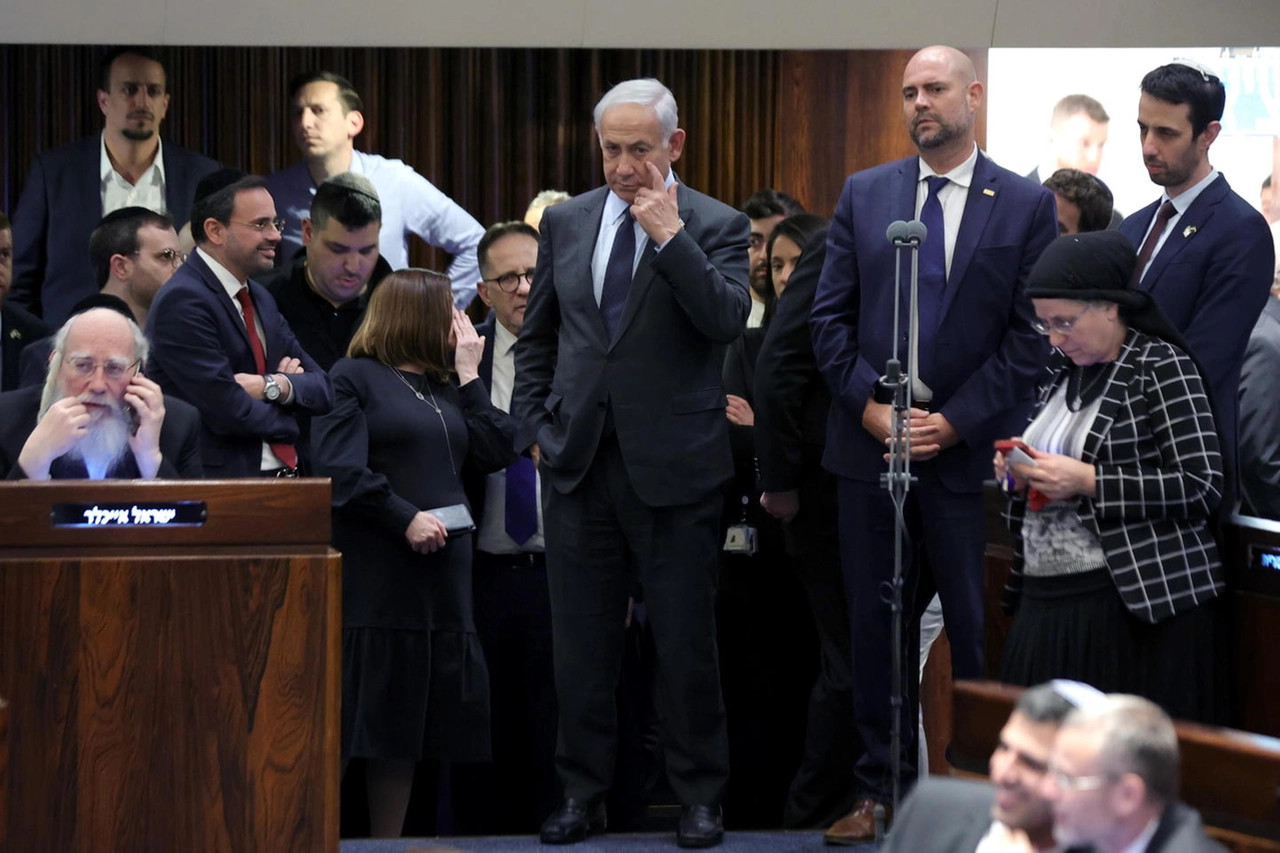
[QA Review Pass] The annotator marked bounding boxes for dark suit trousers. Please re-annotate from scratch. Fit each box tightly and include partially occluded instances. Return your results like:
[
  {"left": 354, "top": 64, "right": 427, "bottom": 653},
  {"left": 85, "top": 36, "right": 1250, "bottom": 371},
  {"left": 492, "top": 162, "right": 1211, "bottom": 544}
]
[
  {"left": 837, "top": 469, "right": 986, "bottom": 800},
  {"left": 450, "top": 551, "right": 561, "bottom": 834},
  {"left": 543, "top": 434, "right": 729, "bottom": 807},
  {"left": 781, "top": 466, "right": 861, "bottom": 828}
]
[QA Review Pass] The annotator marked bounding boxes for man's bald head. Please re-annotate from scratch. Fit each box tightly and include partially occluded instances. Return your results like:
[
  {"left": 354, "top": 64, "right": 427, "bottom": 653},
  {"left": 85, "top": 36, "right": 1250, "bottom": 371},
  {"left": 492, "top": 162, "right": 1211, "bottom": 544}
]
[{"left": 902, "top": 45, "right": 983, "bottom": 169}]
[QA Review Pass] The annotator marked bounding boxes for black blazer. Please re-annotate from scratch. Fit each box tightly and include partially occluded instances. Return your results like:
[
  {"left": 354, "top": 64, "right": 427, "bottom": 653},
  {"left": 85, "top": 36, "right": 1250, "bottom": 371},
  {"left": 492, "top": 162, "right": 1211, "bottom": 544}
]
[
  {"left": 8, "top": 134, "right": 221, "bottom": 325},
  {"left": 1, "top": 303, "right": 49, "bottom": 392},
  {"left": 0, "top": 383, "right": 204, "bottom": 479},
  {"left": 1005, "top": 330, "right": 1224, "bottom": 624}
]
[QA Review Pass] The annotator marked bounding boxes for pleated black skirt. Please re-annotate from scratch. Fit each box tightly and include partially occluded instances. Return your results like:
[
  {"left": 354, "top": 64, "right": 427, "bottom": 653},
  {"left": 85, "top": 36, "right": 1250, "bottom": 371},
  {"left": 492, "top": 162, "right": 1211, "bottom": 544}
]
[{"left": 1000, "top": 568, "right": 1229, "bottom": 724}]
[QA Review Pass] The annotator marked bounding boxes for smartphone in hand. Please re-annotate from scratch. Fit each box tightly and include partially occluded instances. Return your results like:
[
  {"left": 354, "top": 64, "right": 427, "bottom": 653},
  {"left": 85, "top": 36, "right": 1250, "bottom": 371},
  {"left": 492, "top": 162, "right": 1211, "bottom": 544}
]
[{"left": 994, "top": 439, "right": 1037, "bottom": 469}]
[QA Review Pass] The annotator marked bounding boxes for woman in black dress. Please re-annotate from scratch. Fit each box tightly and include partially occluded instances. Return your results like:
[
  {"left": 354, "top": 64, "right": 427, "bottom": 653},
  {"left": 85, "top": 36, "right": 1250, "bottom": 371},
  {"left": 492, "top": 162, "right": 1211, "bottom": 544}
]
[{"left": 312, "top": 269, "right": 515, "bottom": 836}]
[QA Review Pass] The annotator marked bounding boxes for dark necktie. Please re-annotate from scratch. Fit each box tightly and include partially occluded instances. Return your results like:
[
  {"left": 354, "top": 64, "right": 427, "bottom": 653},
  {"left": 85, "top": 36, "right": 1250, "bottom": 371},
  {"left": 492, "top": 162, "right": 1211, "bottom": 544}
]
[
  {"left": 235, "top": 287, "right": 298, "bottom": 470},
  {"left": 1131, "top": 199, "right": 1177, "bottom": 286},
  {"left": 916, "top": 175, "right": 949, "bottom": 347},
  {"left": 599, "top": 210, "right": 636, "bottom": 338},
  {"left": 504, "top": 455, "right": 538, "bottom": 546}
]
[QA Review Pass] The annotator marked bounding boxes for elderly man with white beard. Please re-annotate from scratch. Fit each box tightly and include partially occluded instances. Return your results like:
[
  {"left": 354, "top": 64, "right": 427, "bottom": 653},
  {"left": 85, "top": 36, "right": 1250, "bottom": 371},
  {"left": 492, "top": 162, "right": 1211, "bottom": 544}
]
[{"left": 0, "top": 306, "right": 202, "bottom": 479}]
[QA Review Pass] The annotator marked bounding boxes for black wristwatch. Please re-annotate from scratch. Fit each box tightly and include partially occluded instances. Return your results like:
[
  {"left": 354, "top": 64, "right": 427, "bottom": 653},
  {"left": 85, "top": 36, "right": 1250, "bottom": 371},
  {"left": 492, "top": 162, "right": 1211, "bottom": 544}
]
[{"left": 263, "top": 374, "right": 282, "bottom": 402}]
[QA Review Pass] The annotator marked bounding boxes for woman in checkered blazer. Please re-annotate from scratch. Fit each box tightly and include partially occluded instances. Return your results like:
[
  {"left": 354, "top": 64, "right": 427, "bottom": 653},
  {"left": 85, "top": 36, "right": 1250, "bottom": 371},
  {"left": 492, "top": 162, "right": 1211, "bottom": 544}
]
[{"left": 994, "top": 231, "right": 1227, "bottom": 724}]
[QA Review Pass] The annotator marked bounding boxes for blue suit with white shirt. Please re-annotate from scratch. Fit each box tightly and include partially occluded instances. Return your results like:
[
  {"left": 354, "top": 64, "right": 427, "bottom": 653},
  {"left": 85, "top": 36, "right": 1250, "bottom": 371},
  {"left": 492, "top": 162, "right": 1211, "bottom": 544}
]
[{"left": 810, "top": 149, "right": 1055, "bottom": 799}]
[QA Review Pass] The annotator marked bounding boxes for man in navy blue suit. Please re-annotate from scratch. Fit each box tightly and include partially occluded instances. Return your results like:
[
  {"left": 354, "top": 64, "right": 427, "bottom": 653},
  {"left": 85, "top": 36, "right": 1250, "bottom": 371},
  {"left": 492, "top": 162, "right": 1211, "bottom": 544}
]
[
  {"left": 811, "top": 45, "right": 1056, "bottom": 843},
  {"left": 1119, "top": 61, "right": 1274, "bottom": 508},
  {"left": 146, "top": 171, "right": 333, "bottom": 478},
  {"left": 8, "top": 47, "right": 220, "bottom": 327}
]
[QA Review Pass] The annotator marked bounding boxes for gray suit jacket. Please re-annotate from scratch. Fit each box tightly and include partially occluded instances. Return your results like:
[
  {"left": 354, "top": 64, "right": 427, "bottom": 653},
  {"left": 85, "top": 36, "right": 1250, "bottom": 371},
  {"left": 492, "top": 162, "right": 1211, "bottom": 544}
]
[
  {"left": 1239, "top": 296, "right": 1280, "bottom": 520},
  {"left": 511, "top": 183, "right": 750, "bottom": 507},
  {"left": 1148, "top": 802, "right": 1226, "bottom": 853},
  {"left": 880, "top": 777, "right": 1000, "bottom": 853}
]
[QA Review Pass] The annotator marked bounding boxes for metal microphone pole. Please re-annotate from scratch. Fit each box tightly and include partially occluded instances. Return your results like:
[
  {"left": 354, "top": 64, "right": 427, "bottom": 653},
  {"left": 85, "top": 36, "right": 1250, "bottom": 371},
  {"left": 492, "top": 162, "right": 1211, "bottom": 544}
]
[{"left": 879, "top": 219, "right": 928, "bottom": 817}]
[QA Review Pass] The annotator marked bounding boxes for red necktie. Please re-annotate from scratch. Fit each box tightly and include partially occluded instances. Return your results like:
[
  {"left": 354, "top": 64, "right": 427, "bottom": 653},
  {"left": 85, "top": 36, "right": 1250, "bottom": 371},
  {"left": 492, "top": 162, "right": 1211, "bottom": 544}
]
[
  {"left": 1131, "top": 200, "right": 1176, "bottom": 286},
  {"left": 235, "top": 287, "right": 299, "bottom": 470}
]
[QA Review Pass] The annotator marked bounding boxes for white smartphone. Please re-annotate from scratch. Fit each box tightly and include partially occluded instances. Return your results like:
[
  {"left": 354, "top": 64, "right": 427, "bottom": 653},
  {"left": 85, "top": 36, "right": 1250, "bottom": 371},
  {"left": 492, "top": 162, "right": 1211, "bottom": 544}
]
[{"left": 1006, "top": 446, "right": 1037, "bottom": 469}]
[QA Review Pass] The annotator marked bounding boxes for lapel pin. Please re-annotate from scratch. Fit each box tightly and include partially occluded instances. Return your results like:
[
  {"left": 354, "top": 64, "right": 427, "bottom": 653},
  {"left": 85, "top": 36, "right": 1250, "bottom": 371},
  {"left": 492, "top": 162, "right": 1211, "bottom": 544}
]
[
  {"left": 1183, "top": 225, "right": 1197, "bottom": 238},
  {"left": 982, "top": 188, "right": 996, "bottom": 197},
  {"left": 8, "top": 329, "right": 21, "bottom": 340}
]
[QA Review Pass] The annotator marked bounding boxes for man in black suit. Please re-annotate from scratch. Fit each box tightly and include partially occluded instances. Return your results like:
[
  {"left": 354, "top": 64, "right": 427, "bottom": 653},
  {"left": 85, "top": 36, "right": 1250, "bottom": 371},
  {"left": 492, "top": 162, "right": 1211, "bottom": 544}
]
[
  {"left": 0, "top": 212, "right": 50, "bottom": 391},
  {"left": 8, "top": 46, "right": 220, "bottom": 325},
  {"left": 450, "top": 220, "right": 561, "bottom": 834},
  {"left": 881, "top": 682, "right": 1094, "bottom": 853},
  {"left": 0, "top": 307, "right": 202, "bottom": 479},
  {"left": 1044, "top": 695, "right": 1225, "bottom": 853},
  {"left": 512, "top": 78, "right": 750, "bottom": 848},
  {"left": 263, "top": 172, "right": 392, "bottom": 371}
]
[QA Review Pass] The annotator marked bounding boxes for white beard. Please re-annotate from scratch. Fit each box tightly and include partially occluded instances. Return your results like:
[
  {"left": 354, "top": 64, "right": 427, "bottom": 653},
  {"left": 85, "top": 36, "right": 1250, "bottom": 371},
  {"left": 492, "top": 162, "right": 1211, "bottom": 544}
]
[{"left": 38, "top": 392, "right": 134, "bottom": 479}]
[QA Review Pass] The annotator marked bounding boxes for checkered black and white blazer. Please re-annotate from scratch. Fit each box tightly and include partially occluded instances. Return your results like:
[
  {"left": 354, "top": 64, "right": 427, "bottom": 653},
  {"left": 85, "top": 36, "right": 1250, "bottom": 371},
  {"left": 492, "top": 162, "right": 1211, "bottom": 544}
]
[{"left": 1005, "top": 330, "right": 1225, "bottom": 624}]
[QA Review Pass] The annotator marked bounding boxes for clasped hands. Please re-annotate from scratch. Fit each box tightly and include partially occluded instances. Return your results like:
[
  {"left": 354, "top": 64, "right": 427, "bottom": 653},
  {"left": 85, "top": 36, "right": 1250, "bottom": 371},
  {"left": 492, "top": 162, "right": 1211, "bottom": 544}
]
[{"left": 863, "top": 399, "right": 957, "bottom": 462}]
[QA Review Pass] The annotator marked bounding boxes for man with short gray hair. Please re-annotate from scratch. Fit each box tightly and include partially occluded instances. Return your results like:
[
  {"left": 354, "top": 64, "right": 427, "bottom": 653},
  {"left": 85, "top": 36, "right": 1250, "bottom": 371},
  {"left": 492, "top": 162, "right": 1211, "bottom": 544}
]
[
  {"left": 513, "top": 77, "right": 749, "bottom": 848},
  {"left": 1043, "top": 695, "right": 1224, "bottom": 853}
]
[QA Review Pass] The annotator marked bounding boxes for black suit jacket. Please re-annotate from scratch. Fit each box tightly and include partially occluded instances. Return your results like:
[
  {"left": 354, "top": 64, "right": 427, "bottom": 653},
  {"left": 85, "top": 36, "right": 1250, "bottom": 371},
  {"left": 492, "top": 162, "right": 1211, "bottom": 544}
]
[
  {"left": 9, "top": 134, "right": 221, "bottom": 325},
  {"left": 754, "top": 229, "right": 830, "bottom": 493},
  {"left": 512, "top": 184, "right": 750, "bottom": 506},
  {"left": 0, "top": 384, "right": 204, "bottom": 479},
  {"left": 1, "top": 303, "right": 49, "bottom": 392},
  {"left": 146, "top": 250, "right": 333, "bottom": 477}
]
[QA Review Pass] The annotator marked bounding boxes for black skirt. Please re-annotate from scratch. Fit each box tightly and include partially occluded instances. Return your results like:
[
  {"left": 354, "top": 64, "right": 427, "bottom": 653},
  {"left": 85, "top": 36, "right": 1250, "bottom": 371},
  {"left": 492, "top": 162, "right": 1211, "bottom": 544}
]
[{"left": 1000, "top": 569, "right": 1229, "bottom": 724}]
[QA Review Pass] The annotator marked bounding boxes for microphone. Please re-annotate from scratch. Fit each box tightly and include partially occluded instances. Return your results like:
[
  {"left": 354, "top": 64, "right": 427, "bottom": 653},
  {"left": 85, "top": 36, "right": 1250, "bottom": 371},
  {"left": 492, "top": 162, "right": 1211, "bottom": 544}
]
[
  {"left": 905, "top": 219, "right": 928, "bottom": 244},
  {"left": 885, "top": 220, "right": 910, "bottom": 244},
  {"left": 887, "top": 219, "right": 927, "bottom": 247}
]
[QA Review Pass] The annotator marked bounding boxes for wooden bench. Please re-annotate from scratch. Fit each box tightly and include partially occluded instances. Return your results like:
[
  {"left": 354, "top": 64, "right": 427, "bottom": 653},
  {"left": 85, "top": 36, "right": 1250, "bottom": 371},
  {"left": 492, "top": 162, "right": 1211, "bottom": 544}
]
[{"left": 950, "top": 679, "right": 1280, "bottom": 853}]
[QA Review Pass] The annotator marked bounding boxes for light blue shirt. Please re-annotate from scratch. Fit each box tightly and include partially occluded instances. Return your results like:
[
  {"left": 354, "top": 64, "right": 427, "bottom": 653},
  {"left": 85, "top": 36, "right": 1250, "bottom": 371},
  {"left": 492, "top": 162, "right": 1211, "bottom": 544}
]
[
  {"left": 591, "top": 169, "right": 678, "bottom": 306},
  {"left": 266, "top": 150, "right": 485, "bottom": 307}
]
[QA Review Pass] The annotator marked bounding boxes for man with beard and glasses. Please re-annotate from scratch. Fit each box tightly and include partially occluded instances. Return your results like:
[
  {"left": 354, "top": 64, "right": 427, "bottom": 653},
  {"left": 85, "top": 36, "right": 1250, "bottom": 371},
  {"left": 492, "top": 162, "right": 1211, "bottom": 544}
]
[
  {"left": 880, "top": 681, "right": 1102, "bottom": 853},
  {"left": 741, "top": 189, "right": 804, "bottom": 328},
  {"left": 8, "top": 47, "right": 220, "bottom": 327},
  {"left": 146, "top": 170, "right": 333, "bottom": 479},
  {"left": 1119, "top": 60, "right": 1274, "bottom": 510},
  {"left": 811, "top": 45, "right": 1056, "bottom": 843},
  {"left": 0, "top": 307, "right": 202, "bottom": 479}
]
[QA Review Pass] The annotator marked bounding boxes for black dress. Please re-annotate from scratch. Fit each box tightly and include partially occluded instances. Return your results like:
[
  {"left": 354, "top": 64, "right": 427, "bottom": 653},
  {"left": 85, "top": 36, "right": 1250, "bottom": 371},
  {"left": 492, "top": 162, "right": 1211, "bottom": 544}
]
[{"left": 312, "top": 356, "right": 516, "bottom": 761}]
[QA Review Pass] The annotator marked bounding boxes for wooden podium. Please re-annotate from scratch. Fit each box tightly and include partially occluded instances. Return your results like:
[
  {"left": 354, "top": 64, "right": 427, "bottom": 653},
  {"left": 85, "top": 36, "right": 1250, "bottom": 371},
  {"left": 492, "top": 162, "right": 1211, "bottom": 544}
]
[{"left": 0, "top": 480, "right": 340, "bottom": 851}]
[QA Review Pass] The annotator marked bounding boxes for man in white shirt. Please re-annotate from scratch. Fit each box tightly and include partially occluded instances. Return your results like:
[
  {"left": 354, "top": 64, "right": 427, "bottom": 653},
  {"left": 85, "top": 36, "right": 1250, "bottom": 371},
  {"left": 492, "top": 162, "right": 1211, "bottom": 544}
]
[
  {"left": 266, "top": 71, "right": 485, "bottom": 308},
  {"left": 9, "top": 47, "right": 220, "bottom": 326}
]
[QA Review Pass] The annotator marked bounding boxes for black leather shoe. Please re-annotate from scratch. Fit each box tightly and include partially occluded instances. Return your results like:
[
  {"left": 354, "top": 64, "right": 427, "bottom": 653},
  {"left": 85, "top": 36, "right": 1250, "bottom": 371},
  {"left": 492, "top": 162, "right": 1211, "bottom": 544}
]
[
  {"left": 677, "top": 804, "right": 724, "bottom": 848},
  {"left": 539, "top": 797, "right": 607, "bottom": 844}
]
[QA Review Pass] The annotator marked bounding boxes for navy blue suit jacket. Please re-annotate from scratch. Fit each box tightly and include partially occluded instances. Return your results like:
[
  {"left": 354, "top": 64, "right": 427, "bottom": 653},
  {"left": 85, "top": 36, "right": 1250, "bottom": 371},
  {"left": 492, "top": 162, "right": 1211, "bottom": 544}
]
[
  {"left": 1, "top": 303, "right": 49, "bottom": 392},
  {"left": 9, "top": 134, "right": 221, "bottom": 326},
  {"left": 1120, "top": 174, "right": 1274, "bottom": 504},
  {"left": 145, "top": 250, "right": 333, "bottom": 477},
  {"left": 811, "top": 152, "right": 1056, "bottom": 491}
]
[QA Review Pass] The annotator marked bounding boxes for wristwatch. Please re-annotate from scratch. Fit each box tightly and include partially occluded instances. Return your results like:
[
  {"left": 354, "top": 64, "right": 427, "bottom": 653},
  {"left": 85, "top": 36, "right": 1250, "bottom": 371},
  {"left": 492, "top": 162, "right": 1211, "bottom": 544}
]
[{"left": 263, "top": 374, "right": 282, "bottom": 402}]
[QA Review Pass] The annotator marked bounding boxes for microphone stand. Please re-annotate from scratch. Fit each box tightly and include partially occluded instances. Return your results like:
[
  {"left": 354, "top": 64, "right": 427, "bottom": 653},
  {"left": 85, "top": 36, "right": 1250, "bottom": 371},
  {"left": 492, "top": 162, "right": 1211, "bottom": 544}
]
[{"left": 878, "top": 219, "right": 928, "bottom": 824}]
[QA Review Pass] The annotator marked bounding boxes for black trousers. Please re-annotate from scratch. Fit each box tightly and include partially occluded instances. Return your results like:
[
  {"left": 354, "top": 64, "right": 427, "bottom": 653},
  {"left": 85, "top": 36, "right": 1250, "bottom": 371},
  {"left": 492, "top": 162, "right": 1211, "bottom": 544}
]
[
  {"left": 450, "top": 551, "right": 560, "bottom": 834},
  {"left": 543, "top": 435, "right": 729, "bottom": 807},
  {"left": 837, "top": 471, "right": 986, "bottom": 802}
]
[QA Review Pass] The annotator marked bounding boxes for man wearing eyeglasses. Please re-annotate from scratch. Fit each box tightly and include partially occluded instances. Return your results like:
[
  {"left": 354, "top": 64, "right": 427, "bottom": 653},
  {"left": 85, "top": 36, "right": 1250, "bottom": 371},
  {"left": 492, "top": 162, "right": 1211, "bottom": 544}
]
[
  {"left": 16, "top": 207, "right": 184, "bottom": 388},
  {"left": 263, "top": 172, "right": 392, "bottom": 372},
  {"left": 452, "top": 220, "right": 560, "bottom": 834},
  {"left": 0, "top": 307, "right": 202, "bottom": 479},
  {"left": 1042, "top": 695, "right": 1223, "bottom": 853},
  {"left": 146, "top": 169, "right": 334, "bottom": 478},
  {"left": 8, "top": 47, "right": 220, "bottom": 327}
]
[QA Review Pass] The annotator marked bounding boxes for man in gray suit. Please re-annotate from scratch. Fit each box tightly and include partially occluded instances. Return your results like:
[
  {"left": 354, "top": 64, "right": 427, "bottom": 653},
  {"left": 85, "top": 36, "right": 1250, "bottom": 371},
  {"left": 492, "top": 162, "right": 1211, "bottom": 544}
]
[
  {"left": 512, "top": 78, "right": 750, "bottom": 849},
  {"left": 881, "top": 683, "right": 1091, "bottom": 853},
  {"left": 1044, "top": 696, "right": 1225, "bottom": 853}
]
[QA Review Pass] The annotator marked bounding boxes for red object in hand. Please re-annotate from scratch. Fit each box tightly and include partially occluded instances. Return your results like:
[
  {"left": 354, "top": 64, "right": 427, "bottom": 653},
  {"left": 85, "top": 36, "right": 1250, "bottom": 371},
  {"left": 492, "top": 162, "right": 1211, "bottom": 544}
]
[{"left": 1027, "top": 488, "right": 1050, "bottom": 511}]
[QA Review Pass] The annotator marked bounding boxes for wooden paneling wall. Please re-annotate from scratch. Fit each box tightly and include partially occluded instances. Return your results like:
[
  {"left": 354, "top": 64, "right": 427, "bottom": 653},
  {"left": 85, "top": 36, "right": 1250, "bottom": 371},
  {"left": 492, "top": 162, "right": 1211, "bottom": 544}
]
[{"left": 1, "top": 45, "right": 989, "bottom": 267}]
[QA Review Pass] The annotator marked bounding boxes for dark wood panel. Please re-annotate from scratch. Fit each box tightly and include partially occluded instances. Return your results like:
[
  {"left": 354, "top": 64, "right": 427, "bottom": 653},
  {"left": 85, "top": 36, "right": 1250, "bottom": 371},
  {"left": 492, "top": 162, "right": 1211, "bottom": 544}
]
[
  {"left": 0, "top": 695, "right": 7, "bottom": 851},
  {"left": 0, "top": 479, "right": 331, "bottom": 548},
  {"left": 0, "top": 551, "right": 340, "bottom": 850}
]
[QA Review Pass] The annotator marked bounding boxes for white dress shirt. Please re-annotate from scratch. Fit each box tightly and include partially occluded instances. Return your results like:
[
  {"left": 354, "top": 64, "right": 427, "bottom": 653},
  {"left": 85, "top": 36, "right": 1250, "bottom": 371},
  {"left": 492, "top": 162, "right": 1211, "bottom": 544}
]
[
  {"left": 100, "top": 133, "right": 166, "bottom": 216},
  {"left": 915, "top": 142, "right": 979, "bottom": 279},
  {"left": 477, "top": 321, "right": 545, "bottom": 554},
  {"left": 591, "top": 169, "right": 679, "bottom": 306}
]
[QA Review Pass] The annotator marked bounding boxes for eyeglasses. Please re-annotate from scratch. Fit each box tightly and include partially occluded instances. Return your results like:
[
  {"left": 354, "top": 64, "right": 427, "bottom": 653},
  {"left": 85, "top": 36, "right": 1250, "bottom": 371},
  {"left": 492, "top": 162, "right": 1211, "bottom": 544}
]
[
  {"left": 232, "top": 218, "right": 287, "bottom": 235},
  {"left": 1047, "top": 768, "right": 1117, "bottom": 792},
  {"left": 1031, "top": 304, "right": 1097, "bottom": 336},
  {"left": 67, "top": 356, "right": 140, "bottom": 381},
  {"left": 482, "top": 270, "right": 536, "bottom": 293},
  {"left": 133, "top": 248, "right": 188, "bottom": 269}
]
